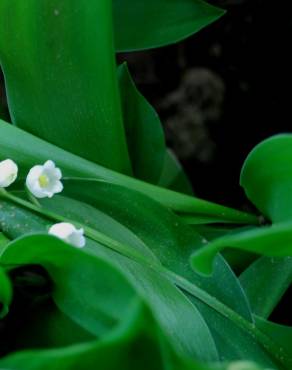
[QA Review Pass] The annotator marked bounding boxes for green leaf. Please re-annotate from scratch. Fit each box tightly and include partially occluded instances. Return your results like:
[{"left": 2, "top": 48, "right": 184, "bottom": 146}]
[
  {"left": 1, "top": 234, "right": 140, "bottom": 338},
  {"left": 191, "top": 222, "right": 292, "bottom": 276},
  {"left": 35, "top": 184, "right": 279, "bottom": 366},
  {"left": 39, "top": 194, "right": 159, "bottom": 264},
  {"left": 0, "top": 1, "right": 131, "bottom": 174},
  {"left": 0, "top": 195, "right": 286, "bottom": 367},
  {"left": 37, "top": 184, "right": 284, "bottom": 365},
  {"left": 255, "top": 316, "right": 292, "bottom": 363},
  {"left": 240, "top": 134, "right": 292, "bottom": 223},
  {"left": 240, "top": 257, "right": 292, "bottom": 319},
  {"left": 113, "top": 0, "right": 225, "bottom": 51},
  {"left": 118, "top": 63, "right": 165, "bottom": 183},
  {"left": 0, "top": 299, "right": 195, "bottom": 370},
  {"left": 0, "top": 120, "right": 258, "bottom": 225},
  {"left": 0, "top": 234, "right": 218, "bottom": 361},
  {"left": 0, "top": 297, "right": 255, "bottom": 370},
  {"left": 61, "top": 179, "right": 252, "bottom": 320},
  {"left": 158, "top": 150, "right": 194, "bottom": 195}
]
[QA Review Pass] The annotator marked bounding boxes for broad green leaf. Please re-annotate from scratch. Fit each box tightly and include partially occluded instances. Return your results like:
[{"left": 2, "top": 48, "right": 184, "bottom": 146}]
[
  {"left": 0, "top": 300, "right": 198, "bottom": 370},
  {"left": 240, "top": 257, "right": 292, "bottom": 319},
  {"left": 35, "top": 183, "right": 282, "bottom": 365},
  {"left": 255, "top": 316, "right": 292, "bottom": 362},
  {"left": 118, "top": 63, "right": 165, "bottom": 183},
  {"left": 188, "top": 305, "right": 277, "bottom": 368},
  {"left": 113, "top": 0, "right": 225, "bottom": 51},
  {"left": 0, "top": 120, "right": 258, "bottom": 225},
  {"left": 0, "top": 234, "right": 218, "bottom": 361},
  {"left": 0, "top": 297, "right": 258, "bottom": 370},
  {"left": 1, "top": 234, "right": 139, "bottom": 339},
  {"left": 39, "top": 195, "right": 159, "bottom": 264},
  {"left": 38, "top": 185, "right": 281, "bottom": 365},
  {"left": 62, "top": 179, "right": 252, "bottom": 320},
  {"left": 0, "top": 1, "right": 131, "bottom": 174},
  {"left": 192, "top": 225, "right": 257, "bottom": 273},
  {"left": 240, "top": 134, "right": 292, "bottom": 223},
  {"left": 191, "top": 222, "right": 292, "bottom": 276},
  {"left": 0, "top": 266, "right": 12, "bottom": 318},
  {"left": 0, "top": 195, "right": 286, "bottom": 367},
  {"left": 158, "top": 150, "right": 194, "bottom": 195}
]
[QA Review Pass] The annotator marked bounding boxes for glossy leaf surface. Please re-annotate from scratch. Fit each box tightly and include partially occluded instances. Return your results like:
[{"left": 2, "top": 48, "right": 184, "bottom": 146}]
[
  {"left": 118, "top": 63, "right": 165, "bottom": 183},
  {"left": 113, "top": 0, "right": 225, "bottom": 51},
  {"left": 241, "top": 134, "right": 292, "bottom": 223},
  {"left": 191, "top": 222, "right": 292, "bottom": 275},
  {"left": 0, "top": 1, "right": 131, "bottom": 174},
  {"left": 240, "top": 257, "right": 292, "bottom": 318},
  {"left": 0, "top": 120, "right": 258, "bottom": 225}
]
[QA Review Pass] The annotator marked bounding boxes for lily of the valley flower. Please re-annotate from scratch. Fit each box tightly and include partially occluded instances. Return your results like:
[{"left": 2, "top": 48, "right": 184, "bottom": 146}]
[
  {"left": 26, "top": 160, "right": 63, "bottom": 198},
  {"left": 0, "top": 159, "right": 18, "bottom": 188},
  {"left": 49, "top": 222, "right": 86, "bottom": 248}
]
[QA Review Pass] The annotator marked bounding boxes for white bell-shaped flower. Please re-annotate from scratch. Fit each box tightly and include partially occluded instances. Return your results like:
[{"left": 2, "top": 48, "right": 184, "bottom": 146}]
[
  {"left": 49, "top": 222, "right": 86, "bottom": 248},
  {"left": 26, "top": 160, "right": 63, "bottom": 198},
  {"left": 0, "top": 159, "right": 18, "bottom": 188}
]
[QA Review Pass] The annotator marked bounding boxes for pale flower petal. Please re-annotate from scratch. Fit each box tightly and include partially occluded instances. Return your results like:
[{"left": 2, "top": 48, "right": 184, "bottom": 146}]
[
  {"left": 49, "top": 222, "right": 86, "bottom": 248},
  {"left": 26, "top": 160, "right": 63, "bottom": 198},
  {"left": 0, "top": 159, "right": 18, "bottom": 188}
]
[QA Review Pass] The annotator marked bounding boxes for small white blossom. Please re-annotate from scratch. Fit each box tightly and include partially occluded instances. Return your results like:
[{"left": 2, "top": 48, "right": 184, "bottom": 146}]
[
  {"left": 0, "top": 159, "right": 18, "bottom": 188},
  {"left": 49, "top": 222, "right": 86, "bottom": 248},
  {"left": 26, "top": 160, "right": 63, "bottom": 198}
]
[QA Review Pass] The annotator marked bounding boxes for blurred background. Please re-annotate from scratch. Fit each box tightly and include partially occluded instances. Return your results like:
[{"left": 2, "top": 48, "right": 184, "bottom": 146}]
[
  {"left": 118, "top": 0, "right": 292, "bottom": 210},
  {"left": 1, "top": 0, "right": 291, "bottom": 210}
]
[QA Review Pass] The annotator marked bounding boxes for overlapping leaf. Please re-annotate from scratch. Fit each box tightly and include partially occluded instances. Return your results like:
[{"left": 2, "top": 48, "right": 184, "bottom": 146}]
[{"left": 0, "top": 120, "right": 258, "bottom": 225}]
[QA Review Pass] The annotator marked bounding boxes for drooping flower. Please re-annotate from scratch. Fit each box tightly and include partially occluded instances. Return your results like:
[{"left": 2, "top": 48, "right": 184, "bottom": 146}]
[
  {"left": 26, "top": 160, "right": 63, "bottom": 198},
  {"left": 49, "top": 222, "right": 86, "bottom": 248},
  {"left": 0, "top": 159, "right": 18, "bottom": 188}
]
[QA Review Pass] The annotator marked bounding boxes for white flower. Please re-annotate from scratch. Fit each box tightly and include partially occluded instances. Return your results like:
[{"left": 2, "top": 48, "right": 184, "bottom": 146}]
[
  {"left": 49, "top": 222, "right": 86, "bottom": 248},
  {"left": 0, "top": 159, "right": 18, "bottom": 188},
  {"left": 26, "top": 160, "right": 63, "bottom": 198}
]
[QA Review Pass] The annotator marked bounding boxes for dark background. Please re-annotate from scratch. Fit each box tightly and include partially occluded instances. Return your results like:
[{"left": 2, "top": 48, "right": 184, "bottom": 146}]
[
  {"left": 1, "top": 0, "right": 291, "bottom": 210},
  {"left": 119, "top": 0, "right": 292, "bottom": 211}
]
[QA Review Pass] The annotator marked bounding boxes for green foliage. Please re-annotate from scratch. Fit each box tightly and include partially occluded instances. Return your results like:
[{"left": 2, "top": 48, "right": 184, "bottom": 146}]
[
  {"left": 0, "top": 1, "right": 290, "bottom": 370},
  {"left": 113, "top": 0, "right": 225, "bottom": 51},
  {"left": 0, "top": 0, "right": 131, "bottom": 174}
]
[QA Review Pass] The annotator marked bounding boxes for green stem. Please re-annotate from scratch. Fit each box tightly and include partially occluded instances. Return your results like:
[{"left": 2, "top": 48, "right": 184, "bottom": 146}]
[{"left": 0, "top": 191, "right": 288, "bottom": 369}]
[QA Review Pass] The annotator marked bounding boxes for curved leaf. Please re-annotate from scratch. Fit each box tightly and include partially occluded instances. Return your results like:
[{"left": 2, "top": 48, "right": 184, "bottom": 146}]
[
  {"left": 240, "top": 257, "right": 292, "bottom": 318},
  {"left": 255, "top": 316, "right": 292, "bottom": 362},
  {"left": 113, "top": 0, "right": 225, "bottom": 51},
  {"left": 191, "top": 222, "right": 292, "bottom": 275},
  {"left": 0, "top": 120, "right": 258, "bottom": 225},
  {"left": 118, "top": 63, "right": 165, "bottom": 183},
  {"left": 158, "top": 150, "right": 194, "bottom": 195},
  {"left": 0, "top": 194, "right": 287, "bottom": 367},
  {"left": 0, "top": 300, "right": 201, "bottom": 370},
  {"left": 240, "top": 134, "right": 292, "bottom": 223},
  {"left": 61, "top": 179, "right": 253, "bottom": 319},
  {"left": 0, "top": 234, "right": 218, "bottom": 361}
]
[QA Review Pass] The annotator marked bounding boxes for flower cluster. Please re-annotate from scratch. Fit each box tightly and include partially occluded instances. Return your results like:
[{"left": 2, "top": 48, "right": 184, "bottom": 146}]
[{"left": 0, "top": 158, "right": 85, "bottom": 248}]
